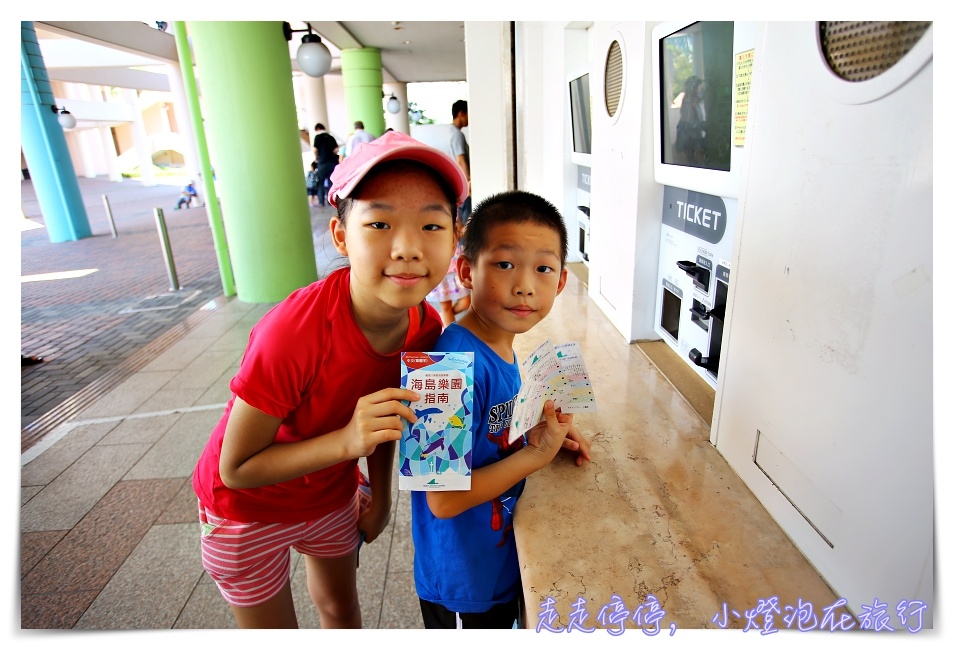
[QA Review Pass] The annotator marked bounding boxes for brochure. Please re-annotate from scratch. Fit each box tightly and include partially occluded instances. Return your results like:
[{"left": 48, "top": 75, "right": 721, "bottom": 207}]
[{"left": 398, "top": 351, "right": 475, "bottom": 491}]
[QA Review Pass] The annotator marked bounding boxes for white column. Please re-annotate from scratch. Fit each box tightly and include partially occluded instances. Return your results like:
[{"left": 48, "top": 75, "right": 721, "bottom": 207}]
[
  {"left": 78, "top": 130, "right": 101, "bottom": 178},
  {"left": 464, "top": 22, "right": 514, "bottom": 200},
  {"left": 64, "top": 82, "right": 99, "bottom": 178},
  {"left": 99, "top": 125, "right": 123, "bottom": 182},
  {"left": 124, "top": 87, "right": 156, "bottom": 186},
  {"left": 300, "top": 73, "right": 330, "bottom": 144},
  {"left": 166, "top": 62, "right": 200, "bottom": 178},
  {"left": 383, "top": 82, "right": 410, "bottom": 134}
]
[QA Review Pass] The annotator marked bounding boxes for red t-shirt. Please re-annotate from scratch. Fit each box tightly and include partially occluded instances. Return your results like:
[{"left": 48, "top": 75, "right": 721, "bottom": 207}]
[{"left": 192, "top": 267, "right": 442, "bottom": 523}]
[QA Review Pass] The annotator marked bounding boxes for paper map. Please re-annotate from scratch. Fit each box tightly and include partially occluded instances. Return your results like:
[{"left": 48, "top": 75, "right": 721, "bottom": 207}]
[
  {"left": 509, "top": 340, "right": 596, "bottom": 444},
  {"left": 398, "top": 351, "right": 475, "bottom": 491}
]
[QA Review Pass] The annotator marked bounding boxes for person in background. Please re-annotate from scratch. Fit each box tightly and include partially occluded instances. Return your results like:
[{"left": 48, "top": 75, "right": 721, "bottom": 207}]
[
  {"left": 339, "top": 121, "right": 375, "bottom": 162},
  {"left": 306, "top": 161, "right": 321, "bottom": 207},
  {"left": 426, "top": 219, "right": 470, "bottom": 327},
  {"left": 312, "top": 123, "right": 339, "bottom": 207},
  {"left": 449, "top": 100, "right": 472, "bottom": 225},
  {"left": 175, "top": 180, "right": 198, "bottom": 210}
]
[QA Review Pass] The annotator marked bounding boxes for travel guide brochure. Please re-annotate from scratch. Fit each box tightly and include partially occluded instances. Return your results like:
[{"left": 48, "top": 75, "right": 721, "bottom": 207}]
[{"left": 398, "top": 351, "right": 475, "bottom": 491}]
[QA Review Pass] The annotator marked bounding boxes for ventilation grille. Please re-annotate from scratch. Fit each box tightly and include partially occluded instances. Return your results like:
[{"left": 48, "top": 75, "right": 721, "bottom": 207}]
[
  {"left": 820, "top": 21, "right": 932, "bottom": 82},
  {"left": 604, "top": 40, "right": 623, "bottom": 117}
]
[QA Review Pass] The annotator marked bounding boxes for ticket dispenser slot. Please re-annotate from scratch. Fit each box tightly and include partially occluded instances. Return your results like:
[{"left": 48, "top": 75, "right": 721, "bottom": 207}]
[
  {"left": 689, "top": 266, "right": 729, "bottom": 379},
  {"left": 577, "top": 205, "right": 590, "bottom": 261},
  {"left": 677, "top": 259, "right": 711, "bottom": 293},
  {"left": 690, "top": 299, "right": 710, "bottom": 331}
]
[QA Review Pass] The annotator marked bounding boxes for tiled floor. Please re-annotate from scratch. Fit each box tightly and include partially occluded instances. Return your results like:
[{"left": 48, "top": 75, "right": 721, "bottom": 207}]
[
  {"left": 19, "top": 216, "right": 841, "bottom": 631},
  {"left": 19, "top": 291, "right": 433, "bottom": 630},
  {"left": 19, "top": 268, "right": 842, "bottom": 632}
]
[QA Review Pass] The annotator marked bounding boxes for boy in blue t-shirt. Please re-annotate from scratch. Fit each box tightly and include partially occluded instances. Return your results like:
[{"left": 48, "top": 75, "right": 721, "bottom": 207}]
[
  {"left": 411, "top": 190, "right": 592, "bottom": 629},
  {"left": 175, "top": 180, "right": 198, "bottom": 210}
]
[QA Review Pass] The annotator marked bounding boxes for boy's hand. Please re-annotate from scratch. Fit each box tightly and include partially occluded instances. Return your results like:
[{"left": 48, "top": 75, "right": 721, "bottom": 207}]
[
  {"left": 340, "top": 388, "right": 419, "bottom": 458},
  {"left": 560, "top": 418, "right": 592, "bottom": 466},
  {"left": 524, "top": 400, "right": 570, "bottom": 467}
]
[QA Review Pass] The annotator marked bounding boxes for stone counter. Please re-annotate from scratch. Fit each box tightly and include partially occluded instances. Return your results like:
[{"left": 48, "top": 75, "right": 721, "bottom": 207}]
[{"left": 511, "top": 273, "right": 839, "bottom": 631}]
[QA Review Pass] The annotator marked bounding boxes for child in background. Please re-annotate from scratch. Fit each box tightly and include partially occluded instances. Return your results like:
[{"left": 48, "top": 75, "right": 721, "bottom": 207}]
[
  {"left": 175, "top": 180, "right": 198, "bottom": 210},
  {"left": 412, "top": 190, "right": 592, "bottom": 629},
  {"left": 306, "top": 161, "right": 320, "bottom": 207},
  {"left": 192, "top": 131, "right": 467, "bottom": 628},
  {"left": 426, "top": 219, "right": 471, "bottom": 327}
]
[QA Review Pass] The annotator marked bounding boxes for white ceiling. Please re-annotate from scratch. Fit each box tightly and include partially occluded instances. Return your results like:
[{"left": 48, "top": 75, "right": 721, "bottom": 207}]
[
  {"left": 34, "top": 21, "right": 468, "bottom": 88},
  {"left": 311, "top": 21, "right": 467, "bottom": 82}
]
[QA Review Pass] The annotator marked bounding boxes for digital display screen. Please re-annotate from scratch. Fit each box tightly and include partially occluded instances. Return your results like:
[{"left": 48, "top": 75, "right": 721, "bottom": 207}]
[
  {"left": 659, "top": 21, "right": 734, "bottom": 171},
  {"left": 569, "top": 73, "right": 592, "bottom": 155}
]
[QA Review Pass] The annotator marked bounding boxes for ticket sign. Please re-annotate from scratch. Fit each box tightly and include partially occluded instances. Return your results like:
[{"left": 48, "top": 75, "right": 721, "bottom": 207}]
[{"left": 661, "top": 186, "right": 729, "bottom": 245}]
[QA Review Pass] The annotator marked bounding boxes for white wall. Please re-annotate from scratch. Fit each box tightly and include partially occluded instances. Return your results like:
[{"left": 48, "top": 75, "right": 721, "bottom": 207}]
[
  {"left": 585, "top": 22, "right": 662, "bottom": 342},
  {"left": 515, "top": 19, "right": 934, "bottom": 623},
  {"left": 712, "top": 22, "right": 933, "bottom": 622},
  {"left": 513, "top": 23, "right": 576, "bottom": 257},
  {"left": 514, "top": 20, "right": 663, "bottom": 341}
]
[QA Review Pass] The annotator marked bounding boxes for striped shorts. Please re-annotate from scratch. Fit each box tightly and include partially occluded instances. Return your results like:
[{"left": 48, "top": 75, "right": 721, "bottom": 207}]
[{"left": 198, "top": 481, "right": 371, "bottom": 608}]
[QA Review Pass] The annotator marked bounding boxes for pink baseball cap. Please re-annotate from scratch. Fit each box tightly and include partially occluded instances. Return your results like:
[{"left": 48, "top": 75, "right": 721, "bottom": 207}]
[{"left": 328, "top": 130, "right": 468, "bottom": 208}]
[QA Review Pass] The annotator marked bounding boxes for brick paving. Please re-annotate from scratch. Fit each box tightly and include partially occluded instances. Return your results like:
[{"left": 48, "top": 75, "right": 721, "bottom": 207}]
[{"left": 20, "top": 175, "right": 337, "bottom": 452}]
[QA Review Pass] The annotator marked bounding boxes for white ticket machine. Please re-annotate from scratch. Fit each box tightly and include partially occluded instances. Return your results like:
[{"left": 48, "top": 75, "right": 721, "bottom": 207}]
[
  {"left": 650, "top": 20, "right": 754, "bottom": 389},
  {"left": 655, "top": 187, "right": 735, "bottom": 388}
]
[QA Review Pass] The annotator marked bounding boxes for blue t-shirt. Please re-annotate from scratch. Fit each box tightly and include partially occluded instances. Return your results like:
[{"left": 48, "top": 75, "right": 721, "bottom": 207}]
[{"left": 411, "top": 323, "right": 526, "bottom": 613}]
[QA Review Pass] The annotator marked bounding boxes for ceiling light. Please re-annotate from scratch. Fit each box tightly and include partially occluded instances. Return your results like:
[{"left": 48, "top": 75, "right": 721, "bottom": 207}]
[
  {"left": 51, "top": 105, "right": 76, "bottom": 129},
  {"left": 283, "top": 21, "right": 332, "bottom": 77},
  {"left": 386, "top": 94, "right": 401, "bottom": 114}
]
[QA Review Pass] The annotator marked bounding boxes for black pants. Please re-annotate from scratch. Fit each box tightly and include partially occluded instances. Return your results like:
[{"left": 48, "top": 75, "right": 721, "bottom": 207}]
[
  {"left": 419, "top": 597, "right": 520, "bottom": 629},
  {"left": 315, "top": 161, "right": 337, "bottom": 205}
]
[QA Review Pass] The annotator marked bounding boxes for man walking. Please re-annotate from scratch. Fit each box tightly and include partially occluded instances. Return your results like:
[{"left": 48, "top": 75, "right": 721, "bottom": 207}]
[
  {"left": 312, "top": 123, "right": 339, "bottom": 207},
  {"left": 339, "top": 121, "right": 375, "bottom": 162},
  {"left": 449, "top": 100, "right": 471, "bottom": 224}
]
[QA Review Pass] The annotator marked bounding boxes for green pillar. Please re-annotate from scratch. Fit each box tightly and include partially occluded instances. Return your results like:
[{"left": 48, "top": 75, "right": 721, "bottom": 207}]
[
  {"left": 171, "top": 21, "right": 234, "bottom": 298},
  {"left": 187, "top": 21, "right": 317, "bottom": 303},
  {"left": 340, "top": 48, "right": 385, "bottom": 137}
]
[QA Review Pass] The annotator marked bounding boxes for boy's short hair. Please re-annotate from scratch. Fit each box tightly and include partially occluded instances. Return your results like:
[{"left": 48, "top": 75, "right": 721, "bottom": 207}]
[
  {"left": 310, "top": 161, "right": 317, "bottom": 170},
  {"left": 315, "top": 122, "right": 325, "bottom": 131},
  {"left": 462, "top": 191, "right": 568, "bottom": 267},
  {"left": 451, "top": 100, "right": 468, "bottom": 119}
]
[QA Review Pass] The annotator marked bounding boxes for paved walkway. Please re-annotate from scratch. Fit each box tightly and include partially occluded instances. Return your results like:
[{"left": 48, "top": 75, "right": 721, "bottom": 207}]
[{"left": 20, "top": 176, "right": 340, "bottom": 452}]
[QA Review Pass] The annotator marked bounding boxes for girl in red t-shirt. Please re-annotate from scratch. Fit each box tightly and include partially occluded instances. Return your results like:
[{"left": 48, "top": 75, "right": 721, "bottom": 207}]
[{"left": 193, "top": 131, "right": 468, "bottom": 628}]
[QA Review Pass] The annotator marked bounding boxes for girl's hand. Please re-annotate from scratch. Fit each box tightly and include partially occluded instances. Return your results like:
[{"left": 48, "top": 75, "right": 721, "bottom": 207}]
[
  {"left": 340, "top": 387, "right": 420, "bottom": 459},
  {"left": 357, "top": 499, "right": 391, "bottom": 544}
]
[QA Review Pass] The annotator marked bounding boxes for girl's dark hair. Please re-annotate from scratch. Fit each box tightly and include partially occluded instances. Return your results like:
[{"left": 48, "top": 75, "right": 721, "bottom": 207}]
[
  {"left": 335, "top": 159, "right": 458, "bottom": 225},
  {"left": 462, "top": 191, "right": 567, "bottom": 267}
]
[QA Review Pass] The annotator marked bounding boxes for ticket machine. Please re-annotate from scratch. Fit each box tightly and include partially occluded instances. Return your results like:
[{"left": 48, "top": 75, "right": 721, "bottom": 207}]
[
  {"left": 650, "top": 20, "right": 753, "bottom": 390},
  {"left": 655, "top": 186, "right": 734, "bottom": 388}
]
